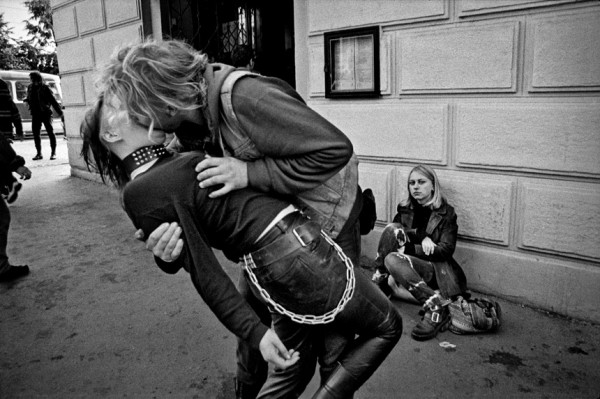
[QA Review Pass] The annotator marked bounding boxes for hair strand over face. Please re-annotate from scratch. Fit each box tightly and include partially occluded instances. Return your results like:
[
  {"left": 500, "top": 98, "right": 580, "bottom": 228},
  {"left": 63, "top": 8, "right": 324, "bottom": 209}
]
[{"left": 80, "top": 96, "right": 130, "bottom": 188}]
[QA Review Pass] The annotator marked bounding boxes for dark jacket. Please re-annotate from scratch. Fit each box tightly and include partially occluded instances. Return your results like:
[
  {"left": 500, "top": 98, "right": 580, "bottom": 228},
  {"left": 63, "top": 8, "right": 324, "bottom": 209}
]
[
  {"left": 0, "top": 79, "right": 23, "bottom": 137},
  {"left": 25, "top": 83, "right": 62, "bottom": 117},
  {"left": 0, "top": 134, "right": 25, "bottom": 187},
  {"left": 393, "top": 201, "right": 468, "bottom": 298},
  {"left": 123, "top": 151, "right": 288, "bottom": 349}
]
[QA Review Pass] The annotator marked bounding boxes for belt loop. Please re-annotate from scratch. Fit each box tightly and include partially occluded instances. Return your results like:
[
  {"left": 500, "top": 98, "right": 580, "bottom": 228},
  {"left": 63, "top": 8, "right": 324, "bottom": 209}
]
[{"left": 243, "top": 254, "right": 256, "bottom": 269}]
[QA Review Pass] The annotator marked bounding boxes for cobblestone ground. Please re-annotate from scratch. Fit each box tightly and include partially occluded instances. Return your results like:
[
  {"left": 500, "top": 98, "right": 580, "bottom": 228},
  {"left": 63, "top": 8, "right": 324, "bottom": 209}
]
[{"left": 1, "top": 138, "right": 599, "bottom": 398}]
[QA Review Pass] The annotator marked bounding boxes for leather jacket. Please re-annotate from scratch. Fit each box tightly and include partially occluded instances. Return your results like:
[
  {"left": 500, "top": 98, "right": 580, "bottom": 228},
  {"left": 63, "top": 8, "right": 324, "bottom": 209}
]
[{"left": 393, "top": 201, "right": 468, "bottom": 298}]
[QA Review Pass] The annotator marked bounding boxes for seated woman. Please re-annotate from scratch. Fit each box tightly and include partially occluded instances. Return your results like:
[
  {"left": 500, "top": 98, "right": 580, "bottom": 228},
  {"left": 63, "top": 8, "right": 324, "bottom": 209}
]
[
  {"left": 372, "top": 164, "right": 468, "bottom": 341},
  {"left": 80, "top": 96, "right": 402, "bottom": 399}
]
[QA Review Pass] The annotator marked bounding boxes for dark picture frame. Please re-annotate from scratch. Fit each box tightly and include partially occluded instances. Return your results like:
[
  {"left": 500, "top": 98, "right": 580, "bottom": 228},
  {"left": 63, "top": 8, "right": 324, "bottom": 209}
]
[{"left": 324, "top": 26, "right": 380, "bottom": 98}]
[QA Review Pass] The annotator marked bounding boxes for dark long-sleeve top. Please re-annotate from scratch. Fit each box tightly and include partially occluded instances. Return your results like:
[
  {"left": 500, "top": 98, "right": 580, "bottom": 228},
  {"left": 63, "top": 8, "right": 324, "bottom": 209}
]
[
  {"left": 176, "top": 64, "right": 353, "bottom": 196},
  {"left": 122, "top": 150, "right": 290, "bottom": 349},
  {"left": 25, "top": 83, "right": 63, "bottom": 116}
]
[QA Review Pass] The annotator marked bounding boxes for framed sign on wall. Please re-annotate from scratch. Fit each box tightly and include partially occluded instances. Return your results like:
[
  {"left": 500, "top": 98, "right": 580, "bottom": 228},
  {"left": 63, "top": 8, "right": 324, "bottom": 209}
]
[{"left": 324, "top": 26, "right": 380, "bottom": 98}]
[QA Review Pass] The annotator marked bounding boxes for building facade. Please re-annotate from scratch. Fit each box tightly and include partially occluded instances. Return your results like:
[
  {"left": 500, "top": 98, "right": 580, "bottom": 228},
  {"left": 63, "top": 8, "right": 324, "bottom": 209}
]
[{"left": 52, "top": 0, "right": 600, "bottom": 322}]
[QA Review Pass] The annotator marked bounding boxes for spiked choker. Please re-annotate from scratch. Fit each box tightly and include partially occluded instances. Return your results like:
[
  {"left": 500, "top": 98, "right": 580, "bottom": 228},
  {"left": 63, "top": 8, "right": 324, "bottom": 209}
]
[{"left": 122, "top": 145, "right": 170, "bottom": 175}]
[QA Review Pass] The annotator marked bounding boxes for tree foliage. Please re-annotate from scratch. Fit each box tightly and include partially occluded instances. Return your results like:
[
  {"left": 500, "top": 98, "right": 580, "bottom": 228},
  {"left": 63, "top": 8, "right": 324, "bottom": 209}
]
[
  {"left": 25, "top": 0, "right": 55, "bottom": 50},
  {"left": 0, "top": 0, "right": 58, "bottom": 74},
  {"left": 0, "top": 13, "right": 19, "bottom": 69}
]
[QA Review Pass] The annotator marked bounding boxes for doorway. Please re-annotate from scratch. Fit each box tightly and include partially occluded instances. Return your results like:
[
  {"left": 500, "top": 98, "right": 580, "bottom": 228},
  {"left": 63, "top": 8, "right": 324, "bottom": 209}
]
[{"left": 159, "top": 0, "right": 295, "bottom": 87}]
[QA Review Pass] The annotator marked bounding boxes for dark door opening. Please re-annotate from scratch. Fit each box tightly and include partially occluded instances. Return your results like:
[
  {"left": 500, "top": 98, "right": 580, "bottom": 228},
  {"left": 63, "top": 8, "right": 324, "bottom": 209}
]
[{"left": 159, "top": 0, "right": 295, "bottom": 87}]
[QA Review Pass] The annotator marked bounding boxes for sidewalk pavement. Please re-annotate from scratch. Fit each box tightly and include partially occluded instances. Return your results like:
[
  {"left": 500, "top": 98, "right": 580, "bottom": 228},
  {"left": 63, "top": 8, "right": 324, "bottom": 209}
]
[{"left": 1, "top": 138, "right": 599, "bottom": 398}]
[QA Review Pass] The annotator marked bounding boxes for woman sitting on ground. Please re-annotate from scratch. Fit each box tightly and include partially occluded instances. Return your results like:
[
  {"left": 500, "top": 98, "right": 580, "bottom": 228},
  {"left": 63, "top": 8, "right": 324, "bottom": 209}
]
[{"left": 372, "top": 164, "right": 468, "bottom": 341}]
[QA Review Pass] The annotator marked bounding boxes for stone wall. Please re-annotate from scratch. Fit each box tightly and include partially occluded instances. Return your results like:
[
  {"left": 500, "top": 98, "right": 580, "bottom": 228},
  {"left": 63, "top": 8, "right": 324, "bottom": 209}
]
[
  {"left": 301, "top": 0, "right": 600, "bottom": 322},
  {"left": 52, "top": 0, "right": 600, "bottom": 322},
  {"left": 50, "top": 0, "right": 145, "bottom": 180}
]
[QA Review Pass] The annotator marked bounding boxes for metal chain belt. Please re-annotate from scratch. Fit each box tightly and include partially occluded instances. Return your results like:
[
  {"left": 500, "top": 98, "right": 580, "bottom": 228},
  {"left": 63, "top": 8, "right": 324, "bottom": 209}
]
[{"left": 242, "top": 230, "right": 356, "bottom": 325}]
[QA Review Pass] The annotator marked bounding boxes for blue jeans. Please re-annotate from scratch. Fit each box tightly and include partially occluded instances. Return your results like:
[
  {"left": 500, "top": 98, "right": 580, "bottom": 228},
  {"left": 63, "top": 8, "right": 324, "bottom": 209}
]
[
  {"left": 384, "top": 252, "right": 437, "bottom": 304},
  {"left": 246, "top": 213, "right": 402, "bottom": 398}
]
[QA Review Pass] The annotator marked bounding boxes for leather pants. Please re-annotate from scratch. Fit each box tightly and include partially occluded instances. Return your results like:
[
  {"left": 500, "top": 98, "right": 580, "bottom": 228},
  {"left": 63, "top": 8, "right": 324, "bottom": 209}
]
[
  {"left": 236, "top": 214, "right": 361, "bottom": 398},
  {"left": 253, "top": 214, "right": 402, "bottom": 398}
]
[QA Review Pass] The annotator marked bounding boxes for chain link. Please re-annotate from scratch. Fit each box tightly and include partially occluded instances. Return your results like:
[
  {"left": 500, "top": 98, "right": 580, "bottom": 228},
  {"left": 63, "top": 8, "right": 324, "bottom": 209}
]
[{"left": 242, "top": 230, "right": 355, "bottom": 325}]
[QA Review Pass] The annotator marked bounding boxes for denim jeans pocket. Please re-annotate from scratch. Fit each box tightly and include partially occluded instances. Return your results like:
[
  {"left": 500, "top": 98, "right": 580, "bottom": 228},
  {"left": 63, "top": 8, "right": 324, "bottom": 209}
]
[{"left": 254, "top": 236, "right": 347, "bottom": 316}]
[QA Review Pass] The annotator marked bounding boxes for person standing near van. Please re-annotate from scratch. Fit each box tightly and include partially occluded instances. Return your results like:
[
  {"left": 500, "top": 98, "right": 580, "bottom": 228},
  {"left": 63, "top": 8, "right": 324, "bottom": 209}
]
[{"left": 24, "top": 71, "right": 63, "bottom": 160}]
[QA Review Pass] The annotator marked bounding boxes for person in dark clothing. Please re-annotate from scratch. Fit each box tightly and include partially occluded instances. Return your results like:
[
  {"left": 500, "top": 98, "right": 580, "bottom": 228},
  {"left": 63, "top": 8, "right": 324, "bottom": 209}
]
[
  {"left": 97, "top": 39, "right": 363, "bottom": 398},
  {"left": 0, "top": 134, "right": 32, "bottom": 282},
  {"left": 371, "top": 164, "right": 469, "bottom": 341},
  {"left": 231, "top": 45, "right": 256, "bottom": 71},
  {"left": 0, "top": 79, "right": 24, "bottom": 202},
  {"left": 24, "top": 71, "right": 63, "bottom": 160},
  {"left": 80, "top": 97, "right": 402, "bottom": 399}
]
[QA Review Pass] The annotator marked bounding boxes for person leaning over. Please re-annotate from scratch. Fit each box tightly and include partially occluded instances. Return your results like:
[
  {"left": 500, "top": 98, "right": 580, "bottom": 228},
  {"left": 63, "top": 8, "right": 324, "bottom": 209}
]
[
  {"left": 96, "top": 38, "right": 363, "bottom": 398},
  {"left": 24, "top": 71, "right": 63, "bottom": 161},
  {"left": 372, "top": 164, "right": 468, "bottom": 341},
  {"left": 80, "top": 97, "right": 402, "bottom": 399}
]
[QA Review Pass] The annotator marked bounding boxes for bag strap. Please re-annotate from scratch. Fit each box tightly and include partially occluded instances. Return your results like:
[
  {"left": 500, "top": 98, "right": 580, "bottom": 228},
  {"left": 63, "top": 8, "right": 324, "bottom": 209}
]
[{"left": 220, "top": 70, "right": 259, "bottom": 134}]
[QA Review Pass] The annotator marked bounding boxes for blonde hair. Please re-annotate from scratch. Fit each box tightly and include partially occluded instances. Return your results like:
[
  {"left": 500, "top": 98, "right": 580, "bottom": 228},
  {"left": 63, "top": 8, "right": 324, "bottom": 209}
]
[
  {"left": 400, "top": 164, "right": 445, "bottom": 209},
  {"left": 96, "top": 38, "right": 209, "bottom": 128}
]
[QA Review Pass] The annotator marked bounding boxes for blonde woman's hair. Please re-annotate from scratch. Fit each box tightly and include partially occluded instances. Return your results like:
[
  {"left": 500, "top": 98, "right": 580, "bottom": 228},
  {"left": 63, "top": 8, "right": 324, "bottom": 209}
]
[
  {"left": 96, "top": 38, "right": 209, "bottom": 128},
  {"left": 400, "top": 164, "right": 445, "bottom": 209}
]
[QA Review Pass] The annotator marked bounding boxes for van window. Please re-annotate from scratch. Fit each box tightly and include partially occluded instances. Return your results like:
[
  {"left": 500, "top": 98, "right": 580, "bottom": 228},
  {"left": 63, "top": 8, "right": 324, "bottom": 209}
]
[{"left": 15, "top": 81, "right": 28, "bottom": 102}]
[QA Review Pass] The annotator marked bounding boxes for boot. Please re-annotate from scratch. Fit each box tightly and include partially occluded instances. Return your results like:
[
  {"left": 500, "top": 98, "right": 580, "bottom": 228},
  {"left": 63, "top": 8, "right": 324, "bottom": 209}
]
[
  {"left": 411, "top": 304, "right": 451, "bottom": 341},
  {"left": 50, "top": 152, "right": 56, "bottom": 160},
  {"left": 0, "top": 265, "right": 30, "bottom": 282},
  {"left": 407, "top": 280, "right": 437, "bottom": 303},
  {"left": 234, "top": 377, "right": 262, "bottom": 399},
  {"left": 312, "top": 364, "right": 358, "bottom": 399}
]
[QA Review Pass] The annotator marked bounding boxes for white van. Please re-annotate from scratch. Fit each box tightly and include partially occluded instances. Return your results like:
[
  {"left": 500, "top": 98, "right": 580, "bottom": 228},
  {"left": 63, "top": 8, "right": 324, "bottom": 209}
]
[{"left": 0, "top": 70, "right": 64, "bottom": 136}]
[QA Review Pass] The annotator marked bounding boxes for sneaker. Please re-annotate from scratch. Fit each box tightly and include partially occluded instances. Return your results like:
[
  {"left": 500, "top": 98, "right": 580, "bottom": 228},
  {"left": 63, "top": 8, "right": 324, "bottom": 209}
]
[
  {"left": 411, "top": 306, "right": 451, "bottom": 341},
  {"left": 32, "top": 154, "right": 43, "bottom": 161},
  {"left": 0, "top": 265, "right": 30, "bottom": 282},
  {"left": 50, "top": 153, "right": 56, "bottom": 160},
  {"left": 5, "top": 181, "right": 22, "bottom": 204}
]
